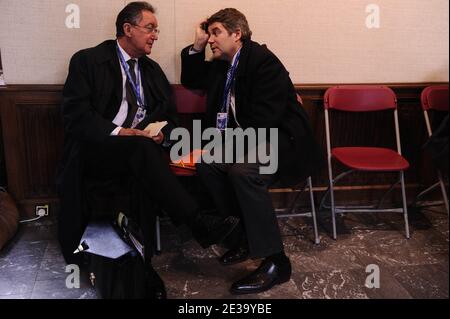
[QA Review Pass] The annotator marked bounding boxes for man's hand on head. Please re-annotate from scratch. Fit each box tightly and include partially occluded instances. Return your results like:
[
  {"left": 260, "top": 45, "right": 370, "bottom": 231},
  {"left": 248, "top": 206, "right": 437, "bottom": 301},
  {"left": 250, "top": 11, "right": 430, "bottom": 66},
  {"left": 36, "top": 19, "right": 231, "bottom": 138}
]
[{"left": 193, "top": 20, "right": 210, "bottom": 52}]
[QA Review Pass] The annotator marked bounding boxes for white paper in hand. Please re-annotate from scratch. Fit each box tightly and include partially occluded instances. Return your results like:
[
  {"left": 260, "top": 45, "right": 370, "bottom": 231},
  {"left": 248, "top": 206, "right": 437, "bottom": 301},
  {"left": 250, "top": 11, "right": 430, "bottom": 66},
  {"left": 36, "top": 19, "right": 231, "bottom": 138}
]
[{"left": 144, "top": 121, "right": 168, "bottom": 137}]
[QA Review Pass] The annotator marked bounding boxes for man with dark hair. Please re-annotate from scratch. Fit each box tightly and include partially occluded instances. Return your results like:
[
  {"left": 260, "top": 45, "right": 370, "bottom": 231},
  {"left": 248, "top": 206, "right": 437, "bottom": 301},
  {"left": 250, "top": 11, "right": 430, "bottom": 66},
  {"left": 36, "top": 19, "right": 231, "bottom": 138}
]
[
  {"left": 181, "top": 8, "right": 323, "bottom": 295},
  {"left": 115, "top": 1, "right": 156, "bottom": 38},
  {"left": 58, "top": 2, "right": 239, "bottom": 298}
]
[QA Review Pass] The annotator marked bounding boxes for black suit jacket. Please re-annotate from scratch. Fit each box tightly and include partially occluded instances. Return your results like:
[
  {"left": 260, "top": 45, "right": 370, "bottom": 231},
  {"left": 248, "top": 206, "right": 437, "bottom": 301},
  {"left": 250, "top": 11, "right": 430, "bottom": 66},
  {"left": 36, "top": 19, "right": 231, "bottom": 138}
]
[
  {"left": 181, "top": 40, "right": 323, "bottom": 186},
  {"left": 57, "top": 40, "right": 178, "bottom": 263}
]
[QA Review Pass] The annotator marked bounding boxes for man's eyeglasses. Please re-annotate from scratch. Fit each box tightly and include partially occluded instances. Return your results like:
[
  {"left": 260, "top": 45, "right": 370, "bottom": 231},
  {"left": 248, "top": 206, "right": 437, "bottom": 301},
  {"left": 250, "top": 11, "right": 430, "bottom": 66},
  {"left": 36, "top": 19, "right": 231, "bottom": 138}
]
[{"left": 133, "top": 24, "right": 160, "bottom": 35}]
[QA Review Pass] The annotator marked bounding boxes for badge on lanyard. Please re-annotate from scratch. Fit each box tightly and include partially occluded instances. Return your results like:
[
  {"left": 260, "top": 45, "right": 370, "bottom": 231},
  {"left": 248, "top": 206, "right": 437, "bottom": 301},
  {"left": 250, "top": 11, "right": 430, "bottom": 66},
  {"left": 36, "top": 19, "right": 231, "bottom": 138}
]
[
  {"left": 132, "top": 108, "right": 147, "bottom": 128},
  {"left": 116, "top": 44, "right": 147, "bottom": 127},
  {"left": 216, "top": 49, "right": 241, "bottom": 132},
  {"left": 216, "top": 112, "right": 228, "bottom": 131}
]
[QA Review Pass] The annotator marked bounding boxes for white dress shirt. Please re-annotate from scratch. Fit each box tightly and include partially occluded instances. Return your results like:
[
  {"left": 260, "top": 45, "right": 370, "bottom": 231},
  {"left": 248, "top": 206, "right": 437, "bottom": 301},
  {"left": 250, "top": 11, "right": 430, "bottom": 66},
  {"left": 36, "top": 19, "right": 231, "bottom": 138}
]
[{"left": 110, "top": 40, "right": 146, "bottom": 135}]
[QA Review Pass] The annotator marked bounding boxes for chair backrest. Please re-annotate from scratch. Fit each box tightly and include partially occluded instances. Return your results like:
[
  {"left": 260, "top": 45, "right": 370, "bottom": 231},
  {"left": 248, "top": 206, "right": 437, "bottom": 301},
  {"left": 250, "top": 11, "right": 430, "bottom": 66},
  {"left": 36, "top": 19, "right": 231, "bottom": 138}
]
[
  {"left": 173, "top": 85, "right": 207, "bottom": 114},
  {"left": 324, "top": 85, "right": 397, "bottom": 112},
  {"left": 421, "top": 85, "right": 449, "bottom": 112},
  {"left": 323, "top": 85, "right": 403, "bottom": 155}
]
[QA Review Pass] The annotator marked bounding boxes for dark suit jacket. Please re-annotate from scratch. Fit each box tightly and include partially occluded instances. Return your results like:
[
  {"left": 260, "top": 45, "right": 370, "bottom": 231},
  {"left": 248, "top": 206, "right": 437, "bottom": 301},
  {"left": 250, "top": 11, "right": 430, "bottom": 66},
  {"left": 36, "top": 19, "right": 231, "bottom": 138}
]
[
  {"left": 181, "top": 40, "right": 323, "bottom": 186},
  {"left": 57, "top": 40, "right": 178, "bottom": 264}
]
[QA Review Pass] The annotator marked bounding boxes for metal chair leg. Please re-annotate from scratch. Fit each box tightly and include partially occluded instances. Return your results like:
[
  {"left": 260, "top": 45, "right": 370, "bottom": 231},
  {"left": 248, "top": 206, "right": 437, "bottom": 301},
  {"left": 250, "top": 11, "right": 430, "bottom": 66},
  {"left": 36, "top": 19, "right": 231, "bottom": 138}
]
[
  {"left": 274, "top": 178, "right": 320, "bottom": 244},
  {"left": 155, "top": 215, "right": 161, "bottom": 254},
  {"left": 327, "top": 163, "right": 337, "bottom": 240},
  {"left": 437, "top": 170, "right": 449, "bottom": 215},
  {"left": 400, "top": 171, "right": 410, "bottom": 239},
  {"left": 319, "top": 170, "right": 355, "bottom": 210},
  {"left": 308, "top": 177, "right": 320, "bottom": 244},
  {"left": 376, "top": 179, "right": 401, "bottom": 209}
]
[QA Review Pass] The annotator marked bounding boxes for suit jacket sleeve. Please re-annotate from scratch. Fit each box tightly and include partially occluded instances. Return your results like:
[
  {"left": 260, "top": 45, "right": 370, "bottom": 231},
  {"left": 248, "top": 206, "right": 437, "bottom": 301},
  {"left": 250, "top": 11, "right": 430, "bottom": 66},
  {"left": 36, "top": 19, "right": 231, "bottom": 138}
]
[
  {"left": 62, "top": 50, "right": 117, "bottom": 143},
  {"left": 180, "top": 45, "right": 211, "bottom": 90}
]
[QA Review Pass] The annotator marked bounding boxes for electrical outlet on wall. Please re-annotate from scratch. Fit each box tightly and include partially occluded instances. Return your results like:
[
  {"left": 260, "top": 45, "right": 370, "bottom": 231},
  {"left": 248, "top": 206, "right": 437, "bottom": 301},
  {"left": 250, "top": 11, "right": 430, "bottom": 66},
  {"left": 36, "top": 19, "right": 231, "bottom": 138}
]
[{"left": 35, "top": 205, "right": 49, "bottom": 217}]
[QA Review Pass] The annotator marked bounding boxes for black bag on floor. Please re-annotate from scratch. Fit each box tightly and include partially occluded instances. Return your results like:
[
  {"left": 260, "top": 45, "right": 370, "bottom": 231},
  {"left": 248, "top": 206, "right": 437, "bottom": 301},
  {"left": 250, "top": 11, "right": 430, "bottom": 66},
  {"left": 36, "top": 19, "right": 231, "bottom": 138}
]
[
  {"left": 87, "top": 250, "right": 147, "bottom": 299},
  {"left": 76, "top": 220, "right": 165, "bottom": 299}
]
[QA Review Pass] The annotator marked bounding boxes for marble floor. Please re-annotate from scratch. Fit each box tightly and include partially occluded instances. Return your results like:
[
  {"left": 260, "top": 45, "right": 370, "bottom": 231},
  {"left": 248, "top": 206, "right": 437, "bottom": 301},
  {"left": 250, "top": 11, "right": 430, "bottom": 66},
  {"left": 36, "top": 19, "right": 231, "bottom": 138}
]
[{"left": 0, "top": 204, "right": 448, "bottom": 299}]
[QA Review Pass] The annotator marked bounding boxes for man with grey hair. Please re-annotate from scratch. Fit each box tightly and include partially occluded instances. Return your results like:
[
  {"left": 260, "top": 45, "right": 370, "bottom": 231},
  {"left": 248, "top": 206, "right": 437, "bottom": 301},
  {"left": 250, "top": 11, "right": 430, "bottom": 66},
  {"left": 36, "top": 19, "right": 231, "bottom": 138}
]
[
  {"left": 181, "top": 8, "right": 323, "bottom": 295},
  {"left": 58, "top": 2, "right": 240, "bottom": 299}
]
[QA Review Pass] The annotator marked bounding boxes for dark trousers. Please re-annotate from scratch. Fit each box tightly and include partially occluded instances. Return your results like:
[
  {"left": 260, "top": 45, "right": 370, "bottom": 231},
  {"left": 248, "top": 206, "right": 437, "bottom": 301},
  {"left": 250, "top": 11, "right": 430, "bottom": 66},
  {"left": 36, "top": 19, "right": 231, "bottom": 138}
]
[
  {"left": 196, "top": 161, "right": 284, "bottom": 259},
  {"left": 83, "top": 136, "right": 199, "bottom": 263}
]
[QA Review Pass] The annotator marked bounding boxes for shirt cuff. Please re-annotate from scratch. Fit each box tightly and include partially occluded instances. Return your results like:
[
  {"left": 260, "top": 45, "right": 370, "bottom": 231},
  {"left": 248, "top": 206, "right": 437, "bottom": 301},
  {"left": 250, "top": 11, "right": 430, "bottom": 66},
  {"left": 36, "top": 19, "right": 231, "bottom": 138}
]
[
  {"left": 189, "top": 46, "right": 203, "bottom": 55},
  {"left": 111, "top": 126, "right": 122, "bottom": 136}
]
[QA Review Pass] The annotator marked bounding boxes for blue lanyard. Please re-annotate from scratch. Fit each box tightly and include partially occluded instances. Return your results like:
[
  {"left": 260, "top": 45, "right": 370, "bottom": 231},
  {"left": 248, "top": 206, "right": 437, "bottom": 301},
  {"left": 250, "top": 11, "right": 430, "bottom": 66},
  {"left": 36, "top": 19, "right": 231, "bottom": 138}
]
[
  {"left": 116, "top": 44, "right": 144, "bottom": 107},
  {"left": 221, "top": 49, "right": 241, "bottom": 113}
]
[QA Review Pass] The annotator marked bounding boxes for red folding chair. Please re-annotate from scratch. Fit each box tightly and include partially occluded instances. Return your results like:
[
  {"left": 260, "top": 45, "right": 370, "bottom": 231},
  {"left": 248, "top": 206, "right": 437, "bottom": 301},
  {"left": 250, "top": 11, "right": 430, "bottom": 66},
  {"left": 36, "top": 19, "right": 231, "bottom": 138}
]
[
  {"left": 416, "top": 85, "right": 449, "bottom": 214},
  {"left": 169, "top": 85, "right": 207, "bottom": 176},
  {"left": 320, "top": 86, "right": 410, "bottom": 239}
]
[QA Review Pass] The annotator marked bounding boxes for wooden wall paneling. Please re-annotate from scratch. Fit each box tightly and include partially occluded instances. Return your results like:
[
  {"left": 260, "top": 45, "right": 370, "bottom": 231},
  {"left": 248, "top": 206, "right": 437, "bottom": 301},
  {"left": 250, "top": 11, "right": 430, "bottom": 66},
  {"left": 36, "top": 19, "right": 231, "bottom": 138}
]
[
  {"left": 0, "top": 86, "right": 63, "bottom": 218},
  {"left": 0, "top": 83, "right": 446, "bottom": 217}
]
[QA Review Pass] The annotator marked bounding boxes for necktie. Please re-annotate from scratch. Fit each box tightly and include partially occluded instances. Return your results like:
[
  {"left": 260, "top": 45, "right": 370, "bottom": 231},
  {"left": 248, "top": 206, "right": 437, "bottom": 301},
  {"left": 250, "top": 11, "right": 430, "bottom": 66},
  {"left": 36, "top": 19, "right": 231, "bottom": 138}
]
[
  {"left": 222, "top": 64, "right": 233, "bottom": 113},
  {"left": 123, "top": 59, "right": 139, "bottom": 128},
  {"left": 223, "top": 64, "right": 239, "bottom": 128}
]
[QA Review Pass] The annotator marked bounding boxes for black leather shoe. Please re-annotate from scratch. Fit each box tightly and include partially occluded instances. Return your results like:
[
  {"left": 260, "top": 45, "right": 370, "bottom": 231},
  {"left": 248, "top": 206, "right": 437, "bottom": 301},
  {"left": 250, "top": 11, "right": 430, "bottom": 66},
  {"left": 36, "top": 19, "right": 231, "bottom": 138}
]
[
  {"left": 145, "top": 267, "right": 167, "bottom": 299},
  {"left": 192, "top": 214, "right": 241, "bottom": 249},
  {"left": 219, "top": 245, "right": 249, "bottom": 266},
  {"left": 230, "top": 257, "right": 291, "bottom": 295}
]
